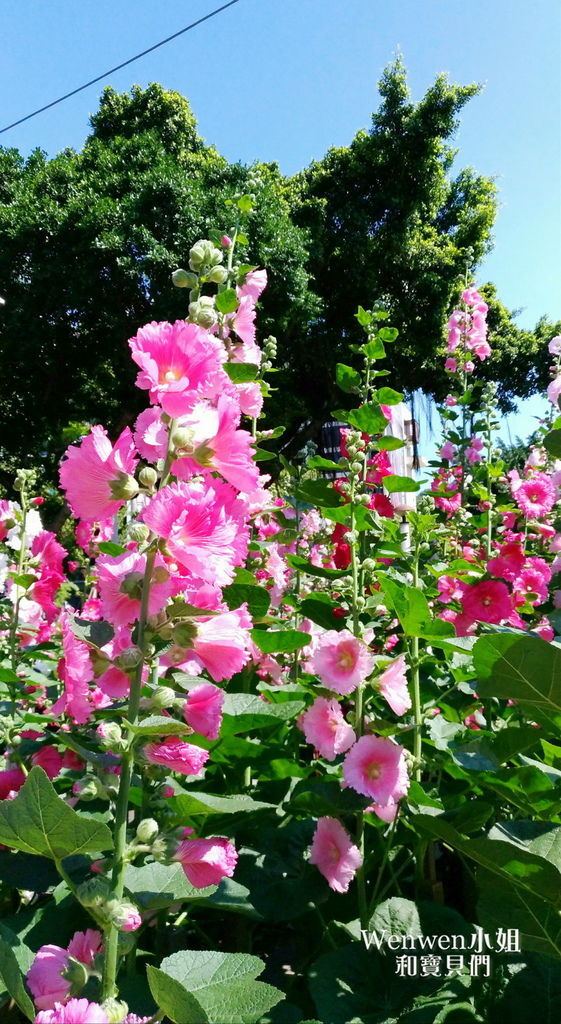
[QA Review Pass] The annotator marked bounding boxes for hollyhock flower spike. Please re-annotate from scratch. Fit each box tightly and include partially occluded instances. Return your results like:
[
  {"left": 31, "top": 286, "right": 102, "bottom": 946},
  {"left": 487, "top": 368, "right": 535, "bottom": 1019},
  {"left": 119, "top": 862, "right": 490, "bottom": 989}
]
[
  {"left": 309, "top": 816, "right": 362, "bottom": 893},
  {"left": 311, "top": 630, "right": 374, "bottom": 695},
  {"left": 128, "top": 320, "right": 226, "bottom": 416},
  {"left": 59, "top": 426, "right": 137, "bottom": 521}
]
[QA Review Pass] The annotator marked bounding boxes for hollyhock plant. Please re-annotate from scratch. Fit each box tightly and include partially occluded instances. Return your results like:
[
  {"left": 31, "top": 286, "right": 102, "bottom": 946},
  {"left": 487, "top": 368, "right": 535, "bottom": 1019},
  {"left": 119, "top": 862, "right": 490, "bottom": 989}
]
[
  {"left": 59, "top": 426, "right": 137, "bottom": 521},
  {"left": 182, "top": 682, "right": 225, "bottom": 740},
  {"left": 27, "top": 945, "right": 72, "bottom": 1010},
  {"left": 343, "top": 735, "right": 410, "bottom": 804},
  {"left": 300, "top": 697, "right": 356, "bottom": 759},
  {"left": 515, "top": 473, "right": 557, "bottom": 518},
  {"left": 34, "top": 1001, "right": 110, "bottom": 1024},
  {"left": 188, "top": 606, "right": 253, "bottom": 682},
  {"left": 173, "top": 833, "right": 238, "bottom": 888},
  {"left": 309, "top": 816, "right": 362, "bottom": 893},
  {"left": 460, "top": 580, "right": 512, "bottom": 625},
  {"left": 97, "top": 550, "right": 175, "bottom": 627},
  {"left": 377, "top": 655, "right": 412, "bottom": 716},
  {"left": 144, "top": 736, "right": 210, "bottom": 776},
  {"left": 311, "top": 630, "right": 374, "bottom": 694}
]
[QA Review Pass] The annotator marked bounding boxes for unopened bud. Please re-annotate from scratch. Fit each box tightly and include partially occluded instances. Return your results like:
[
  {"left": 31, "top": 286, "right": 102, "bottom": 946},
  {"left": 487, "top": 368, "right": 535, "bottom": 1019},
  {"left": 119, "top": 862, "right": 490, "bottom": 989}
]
[
  {"left": 173, "top": 621, "right": 197, "bottom": 647},
  {"left": 207, "top": 265, "right": 228, "bottom": 284},
  {"left": 119, "top": 571, "right": 144, "bottom": 599},
  {"left": 76, "top": 875, "right": 111, "bottom": 908},
  {"left": 127, "top": 521, "right": 150, "bottom": 545},
  {"left": 189, "top": 239, "right": 223, "bottom": 272},
  {"left": 172, "top": 268, "right": 198, "bottom": 288},
  {"left": 136, "top": 818, "right": 159, "bottom": 844},
  {"left": 96, "top": 721, "right": 123, "bottom": 749},
  {"left": 107, "top": 898, "right": 142, "bottom": 932},
  {"left": 362, "top": 558, "right": 376, "bottom": 572},
  {"left": 152, "top": 565, "right": 170, "bottom": 584},
  {"left": 171, "top": 426, "right": 195, "bottom": 451},
  {"left": 109, "top": 472, "right": 138, "bottom": 501},
  {"left": 73, "top": 777, "right": 107, "bottom": 801},
  {"left": 63, "top": 956, "right": 89, "bottom": 993},
  {"left": 138, "top": 466, "right": 158, "bottom": 490},
  {"left": 151, "top": 685, "right": 176, "bottom": 710},
  {"left": 118, "top": 645, "right": 143, "bottom": 670},
  {"left": 101, "top": 999, "right": 130, "bottom": 1024},
  {"left": 188, "top": 296, "right": 218, "bottom": 329},
  {"left": 351, "top": 460, "right": 363, "bottom": 474}
]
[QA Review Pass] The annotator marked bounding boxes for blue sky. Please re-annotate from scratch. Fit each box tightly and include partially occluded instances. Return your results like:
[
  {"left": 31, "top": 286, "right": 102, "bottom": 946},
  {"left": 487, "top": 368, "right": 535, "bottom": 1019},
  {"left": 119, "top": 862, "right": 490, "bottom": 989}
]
[{"left": 0, "top": 0, "right": 559, "bottom": 446}]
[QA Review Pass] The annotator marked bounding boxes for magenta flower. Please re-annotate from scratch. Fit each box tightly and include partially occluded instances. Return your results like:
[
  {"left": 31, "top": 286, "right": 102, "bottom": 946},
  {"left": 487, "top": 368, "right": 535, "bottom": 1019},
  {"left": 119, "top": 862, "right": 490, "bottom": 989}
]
[
  {"left": 128, "top": 320, "right": 225, "bottom": 416},
  {"left": 172, "top": 394, "right": 260, "bottom": 495},
  {"left": 300, "top": 697, "right": 356, "bottom": 759},
  {"left": 97, "top": 551, "right": 174, "bottom": 627},
  {"left": 34, "top": 1000, "right": 109, "bottom": 1024},
  {"left": 377, "top": 655, "right": 412, "bottom": 717},
  {"left": 191, "top": 606, "right": 253, "bottom": 682},
  {"left": 460, "top": 580, "right": 512, "bottom": 624},
  {"left": 144, "top": 736, "right": 209, "bottom": 776},
  {"left": 439, "top": 441, "right": 456, "bottom": 460},
  {"left": 31, "top": 746, "right": 63, "bottom": 780},
  {"left": 487, "top": 542, "right": 526, "bottom": 581},
  {"left": 173, "top": 835, "right": 238, "bottom": 888},
  {"left": 54, "top": 614, "right": 94, "bottom": 725},
  {"left": 309, "top": 817, "right": 362, "bottom": 893},
  {"left": 59, "top": 426, "right": 137, "bottom": 522},
  {"left": 237, "top": 381, "right": 264, "bottom": 418},
  {"left": 183, "top": 682, "right": 224, "bottom": 739},
  {"left": 142, "top": 479, "right": 249, "bottom": 587},
  {"left": 27, "top": 945, "right": 71, "bottom": 1011},
  {"left": 311, "top": 630, "right": 374, "bottom": 695},
  {"left": 515, "top": 473, "right": 557, "bottom": 518},
  {"left": 0, "top": 767, "right": 25, "bottom": 799},
  {"left": 343, "top": 735, "right": 410, "bottom": 804}
]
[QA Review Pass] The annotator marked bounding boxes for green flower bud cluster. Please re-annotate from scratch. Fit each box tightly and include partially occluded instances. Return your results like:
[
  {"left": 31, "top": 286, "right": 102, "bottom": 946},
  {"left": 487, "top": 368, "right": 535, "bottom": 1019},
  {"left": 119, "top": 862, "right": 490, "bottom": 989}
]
[
  {"left": 138, "top": 466, "right": 158, "bottom": 491},
  {"left": 189, "top": 239, "right": 224, "bottom": 274},
  {"left": 126, "top": 521, "right": 150, "bottom": 544},
  {"left": 76, "top": 875, "right": 112, "bottom": 909},
  {"left": 136, "top": 818, "right": 159, "bottom": 844},
  {"left": 172, "top": 268, "right": 198, "bottom": 289},
  {"left": 188, "top": 294, "right": 218, "bottom": 328},
  {"left": 261, "top": 334, "right": 277, "bottom": 373}
]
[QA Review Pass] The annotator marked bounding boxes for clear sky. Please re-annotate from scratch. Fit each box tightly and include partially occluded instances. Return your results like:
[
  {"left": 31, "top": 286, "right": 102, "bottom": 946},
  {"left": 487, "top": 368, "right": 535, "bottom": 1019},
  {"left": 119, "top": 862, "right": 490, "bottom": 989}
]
[{"left": 0, "top": 0, "right": 559, "bottom": 446}]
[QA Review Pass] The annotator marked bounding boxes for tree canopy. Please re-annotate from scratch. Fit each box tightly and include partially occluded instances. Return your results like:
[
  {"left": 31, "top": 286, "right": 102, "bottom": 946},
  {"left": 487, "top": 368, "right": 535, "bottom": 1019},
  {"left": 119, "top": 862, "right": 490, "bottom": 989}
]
[{"left": 0, "top": 65, "right": 554, "bottom": 490}]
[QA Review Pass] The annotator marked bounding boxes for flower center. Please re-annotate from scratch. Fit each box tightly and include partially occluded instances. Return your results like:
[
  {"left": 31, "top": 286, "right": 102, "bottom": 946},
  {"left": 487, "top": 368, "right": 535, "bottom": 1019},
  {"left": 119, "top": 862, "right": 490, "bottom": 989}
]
[
  {"left": 164, "top": 369, "right": 180, "bottom": 382},
  {"left": 482, "top": 596, "right": 492, "bottom": 606},
  {"left": 329, "top": 842, "right": 341, "bottom": 863},
  {"left": 366, "top": 761, "right": 381, "bottom": 780},
  {"left": 338, "top": 650, "right": 354, "bottom": 670}
]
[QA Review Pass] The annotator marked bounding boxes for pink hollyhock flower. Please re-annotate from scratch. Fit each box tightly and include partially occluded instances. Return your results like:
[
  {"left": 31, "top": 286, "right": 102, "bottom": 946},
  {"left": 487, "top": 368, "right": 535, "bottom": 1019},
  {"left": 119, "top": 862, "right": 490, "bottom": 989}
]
[
  {"left": 472, "top": 339, "right": 491, "bottom": 360},
  {"left": 66, "top": 930, "right": 103, "bottom": 967},
  {"left": 369, "top": 493, "right": 395, "bottom": 519},
  {"left": 172, "top": 395, "right": 260, "bottom": 495},
  {"left": 437, "top": 575, "right": 465, "bottom": 603},
  {"left": 548, "top": 335, "right": 561, "bottom": 355},
  {"left": 431, "top": 468, "right": 462, "bottom": 516},
  {"left": 0, "top": 767, "right": 25, "bottom": 799},
  {"left": 97, "top": 665, "right": 130, "bottom": 699},
  {"left": 191, "top": 606, "right": 253, "bottom": 682},
  {"left": 144, "top": 737, "right": 209, "bottom": 776},
  {"left": 237, "top": 268, "right": 267, "bottom": 303},
  {"left": 31, "top": 747, "right": 63, "bottom": 780},
  {"left": 550, "top": 533, "right": 561, "bottom": 553},
  {"left": 142, "top": 479, "right": 249, "bottom": 587},
  {"left": 309, "top": 817, "right": 362, "bottom": 893},
  {"left": 514, "top": 567, "right": 549, "bottom": 606},
  {"left": 516, "top": 473, "right": 557, "bottom": 518},
  {"left": 444, "top": 358, "right": 457, "bottom": 372},
  {"left": 367, "top": 800, "right": 399, "bottom": 823},
  {"left": 440, "top": 441, "right": 456, "bottom": 460},
  {"left": 133, "top": 406, "right": 169, "bottom": 462},
  {"left": 311, "top": 630, "right": 374, "bottom": 695},
  {"left": 463, "top": 360, "right": 475, "bottom": 373},
  {"left": 183, "top": 682, "right": 224, "bottom": 739},
  {"left": 121, "top": 907, "right": 142, "bottom": 932},
  {"left": 128, "top": 320, "right": 225, "bottom": 417},
  {"left": 228, "top": 295, "right": 258, "bottom": 349},
  {"left": 34, "top": 1000, "right": 109, "bottom": 1024},
  {"left": 547, "top": 376, "right": 561, "bottom": 406},
  {"left": 343, "top": 735, "right": 410, "bottom": 804},
  {"left": 445, "top": 395, "right": 457, "bottom": 407},
  {"left": 300, "top": 697, "right": 356, "bottom": 759},
  {"left": 97, "top": 551, "right": 174, "bottom": 627},
  {"left": 237, "top": 381, "right": 264, "bottom": 418},
  {"left": 75, "top": 519, "right": 113, "bottom": 557},
  {"left": 535, "top": 618, "right": 554, "bottom": 642},
  {"left": 378, "top": 655, "right": 412, "bottom": 716},
  {"left": 488, "top": 542, "right": 526, "bottom": 581},
  {"left": 31, "top": 531, "right": 66, "bottom": 572},
  {"left": 447, "top": 327, "right": 461, "bottom": 352},
  {"left": 27, "top": 946, "right": 71, "bottom": 1010},
  {"left": 460, "top": 580, "right": 512, "bottom": 624},
  {"left": 59, "top": 426, "right": 137, "bottom": 522},
  {"left": 173, "top": 835, "right": 238, "bottom": 887},
  {"left": 54, "top": 614, "right": 94, "bottom": 725}
]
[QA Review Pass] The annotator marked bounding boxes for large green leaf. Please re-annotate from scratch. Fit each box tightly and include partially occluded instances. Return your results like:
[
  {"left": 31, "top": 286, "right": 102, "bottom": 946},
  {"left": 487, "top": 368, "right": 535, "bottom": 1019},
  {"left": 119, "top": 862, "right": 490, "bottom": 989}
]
[
  {"left": 478, "top": 869, "right": 561, "bottom": 959},
  {"left": 383, "top": 474, "right": 420, "bottom": 493},
  {"left": 0, "top": 767, "right": 113, "bottom": 860},
  {"left": 488, "top": 820, "right": 561, "bottom": 872},
  {"left": 378, "top": 577, "right": 453, "bottom": 638},
  {"left": 128, "top": 715, "right": 193, "bottom": 736},
  {"left": 347, "top": 402, "right": 388, "bottom": 434},
  {"left": 473, "top": 632, "right": 561, "bottom": 713},
  {"left": 0, "top": 924, "right": 35, "bottom": 1021},
  {"left": 223, "top": 583, "right": 271, "bottom": 618},
  {"left": 285, "top": 554, "right": 349, "bottom": 579},
  {"left": 490, "top": 953, "right": 561, "bottom": 1022},
  {"left": 125, "top": 861, "right": 217, "bottom": 910},
  {"left": 171, "top": 790, "right": 275, "bottom": 817},
  {"left": 147, "top": 950, "right": 284, "bottom": 1023},
  {"left": 250, "top": 628, "right": 311, "bottom": 654},
  {"left": 222, "top": 693, "right": 304, "bottom": 734}
]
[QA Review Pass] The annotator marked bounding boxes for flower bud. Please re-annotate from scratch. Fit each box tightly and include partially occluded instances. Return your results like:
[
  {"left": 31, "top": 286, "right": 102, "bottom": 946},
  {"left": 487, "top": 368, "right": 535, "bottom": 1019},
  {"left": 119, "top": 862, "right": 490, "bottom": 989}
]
[
  {"left": 109, "top": 472, "right": 138, "bottom": 501},
  {"left": 151, "top": 685, "right": 176, "bottom": 709},
  {"left": 62, "top": 956, "right": 89, "bottom": 993},
  {"left": 188, "top": 296, "right": 218, "bottom": 329},
  {"left": 207, "top": 265, "right": 228, "bottom": 284},
  {"left": 173, "top": 621, "right": 197, "bottom": 647},
  {"left": 73, "top": 776, "right": 107, "bottom": 801},
  {"left": 127, "top": 521, "right": 150, "bottom": 545},
  {"left": 96, "top": 721, "right": 124, "bottom": 749},
  {"left": 351, "top": 460, "right": 364, "bottom": 474},
  {"left": 136, "top": 818, "right": 159, "bottom": 844},
  {"left": 101, "top": 999, "right": 130, "bottom": 1024},
  {"left": 221, "top": 234, "right": 232, "bottom": 248},
  {"left": 118, "top": 645, "right": 143, "bottom": 670},
  {"left": 362, "top": 558, "right": 376, "bottom": 572},
  {"left": 172, "top": 268, "right": 198, "bottom": 288},
  {"left": 76, "top": 875, "right": 112, "bottom": 908},
  {"left": 152, "top": 565, "right": 170, "bottom": 585},
  {"left": 138, "top": 466, "right": 158, "bottom": 490},
  {"left": 107, "top": 898, "right": 142, "bottom": 932},
  {"left": 119, "top": 571, "right": 144, "bottom": 599},
  {"left": 189, "top": 239, "right": 223, "bottom": 272},
  {"left": 171, "top": 426, "right": 195, "bottom": 451}
]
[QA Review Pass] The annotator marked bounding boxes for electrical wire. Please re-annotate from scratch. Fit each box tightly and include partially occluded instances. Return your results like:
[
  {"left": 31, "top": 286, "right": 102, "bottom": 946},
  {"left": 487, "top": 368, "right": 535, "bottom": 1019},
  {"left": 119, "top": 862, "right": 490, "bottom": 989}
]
[{"left": 0, "top": 0, "right": 243, "bottom": 135}]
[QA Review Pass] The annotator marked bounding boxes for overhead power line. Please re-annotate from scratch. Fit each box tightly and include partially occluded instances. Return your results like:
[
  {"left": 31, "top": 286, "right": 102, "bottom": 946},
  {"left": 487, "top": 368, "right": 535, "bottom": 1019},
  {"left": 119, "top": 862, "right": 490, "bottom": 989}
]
[{"left": 0, "top": 0, "right": 243, "bottom": 135}]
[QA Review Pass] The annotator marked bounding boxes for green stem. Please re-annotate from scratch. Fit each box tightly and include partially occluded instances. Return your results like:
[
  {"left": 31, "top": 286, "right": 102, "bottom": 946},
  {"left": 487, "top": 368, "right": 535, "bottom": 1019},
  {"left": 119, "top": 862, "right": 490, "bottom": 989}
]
[
  {"left": 349, "top": 477, "right": 368, "bottom": 928},
  {"left": 8, "top": 493, "right": 28, "bottom": 708},
  {"left": 411, "top": 553, "right": 422, "bottom": 782}
]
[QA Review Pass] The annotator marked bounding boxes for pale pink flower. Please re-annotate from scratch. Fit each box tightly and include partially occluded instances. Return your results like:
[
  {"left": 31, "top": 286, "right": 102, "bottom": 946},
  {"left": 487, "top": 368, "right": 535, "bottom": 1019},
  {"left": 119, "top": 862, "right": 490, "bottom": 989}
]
[
  {"left": 237, "top": 268, "right": 267, "bottom": 303},
  {"left": 142, "top": 479, "right": 249, "bottom": 587},
  {"left": 463, "top": 360, "right": 475, "bottom": 373},
  {"left": 548, "top": 335, "right": 561, "bottom": 355},
  {"left": 300, "top": 697, "right": 356, "bottom": 759},
  {"left": 34, "top": 1000, "right": 109, "bottom": 1024},
  {"left": 54, "top": 614, "right": 94, "bottom": 725},
  {"left": 133, "top": 406, "right": 168, "bottom": 462},
  {"left": 516, "top": 473, "right": 557, "bottom": 518},
  {"left": 144, "top": 736, "right": 209, "bottom": 776},
  {"left": 548, "top": 376, "right": 561, "bottom": 406},
  {"left": 172, "top": 395, "right": 259, "bottom": 495},
  {"left": 444, "top": 358, "right": 457, "bottom": 372},
  {"left": 97, "top": 551, "right": 174, "bottom": 627},
  {"left": 237, "top": 381, "right": 264, "bottom": 418},
  {"left": 229, "top": 295, "right": 258, "bottom": 348},
  {"left": 173, "top": 835, "right": 238, "bottom": 887},
  {"left": 343, "top": 735, "right": 409, "bottom": 804},
  {"left": 311, "top": 630, "right": 374, "bottom": 695},
  {"left": 59, "top": 426, "right": 137, "bottom": 522},
  {"left": 27, "top": 946, "right": 71, "bottom": 1010},
  {"left": 191, "top": 606, "right": 253, "bottom": 682},
  {"left": 378, "top": 655, "right": 412, "bottom": 716},
  {"left": 309, "top": 817, "right": 362, "bottom": 893},
  {"left": 129, "top": 320, "right": 225, "bottom": 416},
  {"left": 460, "top": 580, "right": 512, "bottom": 624},
  {"left": 183, "top": 682, "right": 224, "bottom": 739},
  {"left": 439, "top": 441, "right": 456, "bottom": 461}
]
